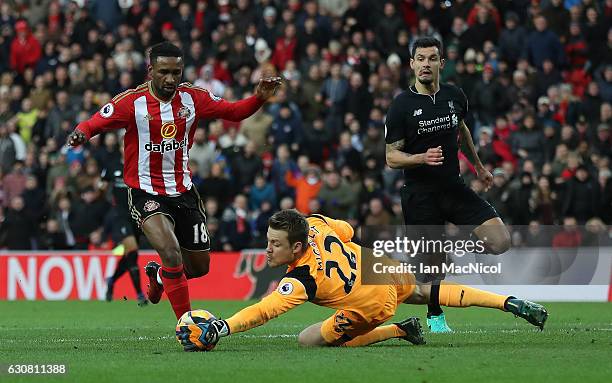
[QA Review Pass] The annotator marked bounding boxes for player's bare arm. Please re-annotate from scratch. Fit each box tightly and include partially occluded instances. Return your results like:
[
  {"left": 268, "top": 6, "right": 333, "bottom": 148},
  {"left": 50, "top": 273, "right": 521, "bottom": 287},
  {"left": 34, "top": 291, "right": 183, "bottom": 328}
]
[
  {"left": 458, "top": 120, "right": 492, "bottom": 189},
  {"left": 457, "top": 120, "right": 482, "bottom": 168},
  {"left": 386, "top": 139, "right": 444, "bottom": 168}
]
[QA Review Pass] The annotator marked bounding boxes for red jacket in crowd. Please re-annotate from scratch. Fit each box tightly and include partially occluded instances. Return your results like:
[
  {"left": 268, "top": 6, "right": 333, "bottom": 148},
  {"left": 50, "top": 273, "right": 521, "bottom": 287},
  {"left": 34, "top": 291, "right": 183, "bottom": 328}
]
[
  {"left": 272, "top": 36, "right": 297, "bottom": 71},
  {"left": 9, "top": 20, "right": 42, "bottom": 74},
  {"left": 552, "top": 230, "right": 582, "bottom": 248}
]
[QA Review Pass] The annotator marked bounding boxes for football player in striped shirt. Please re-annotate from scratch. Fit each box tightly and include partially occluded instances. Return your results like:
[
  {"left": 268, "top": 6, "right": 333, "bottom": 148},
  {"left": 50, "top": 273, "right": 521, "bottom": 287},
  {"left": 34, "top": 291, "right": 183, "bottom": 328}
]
[{"left": 68, "top": 42, "right": 282, "bottom": 319}]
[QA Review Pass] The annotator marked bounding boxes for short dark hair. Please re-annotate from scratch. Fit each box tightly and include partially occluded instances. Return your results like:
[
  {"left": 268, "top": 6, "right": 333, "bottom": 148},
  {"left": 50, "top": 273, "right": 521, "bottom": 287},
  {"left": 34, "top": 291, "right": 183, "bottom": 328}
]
[
  {"left": 149, "top": 41, "right": 183, "bottom": 65},
  {"left": 268, "top": 209, "right": 309, "bottom": 248},
  {"left": 411, "top": 37, "right": 443, "bottom": 58}
]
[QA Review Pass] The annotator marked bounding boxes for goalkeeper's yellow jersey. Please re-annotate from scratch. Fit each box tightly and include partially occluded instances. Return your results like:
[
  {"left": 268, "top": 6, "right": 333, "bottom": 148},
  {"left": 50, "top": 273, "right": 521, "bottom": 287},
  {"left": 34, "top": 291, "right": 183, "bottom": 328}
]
[{"left": 226, "top": 214, "right": 410, "bottom": 334}]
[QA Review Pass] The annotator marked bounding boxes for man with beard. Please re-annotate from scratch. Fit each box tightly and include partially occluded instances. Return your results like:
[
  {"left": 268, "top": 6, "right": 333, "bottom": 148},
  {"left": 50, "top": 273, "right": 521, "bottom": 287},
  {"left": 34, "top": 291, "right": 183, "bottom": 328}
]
[{"left": 385, "top": 37, "right": 511, "bottom": 332}]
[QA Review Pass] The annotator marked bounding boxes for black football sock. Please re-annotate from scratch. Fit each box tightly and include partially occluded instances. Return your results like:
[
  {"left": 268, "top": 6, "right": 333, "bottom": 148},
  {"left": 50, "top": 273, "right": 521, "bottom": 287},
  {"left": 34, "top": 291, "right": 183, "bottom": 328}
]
[
  {"left": 128, "top": 267, "right": 143, "bottom": 295},
  {"left": 125, "top": 250, "right": 143, "bottom": 295},
  {"left": 427, "top": 283, "right": 443, "bottom": 317},
  {"left": 112, "top": 256, "right": 129, "bottom": 281}
]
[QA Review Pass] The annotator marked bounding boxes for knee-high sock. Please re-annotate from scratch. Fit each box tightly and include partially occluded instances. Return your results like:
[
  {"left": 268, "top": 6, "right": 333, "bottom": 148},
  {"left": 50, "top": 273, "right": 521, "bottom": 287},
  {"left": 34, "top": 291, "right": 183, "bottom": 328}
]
[
  {"left": 125, "top": 250, "right": 142, "bottom": 295},
  {"left": 427, "top": 283, "right": 443, "bottom": 316},
  {"left": 427, "top": 303, "right": 443, "bottom": 316},
  {"left": 161, "top": 264, "right": 191, "bottom": 319},
  {"left": 439, "top": 282, "right": 507, "bottom": 310},
  {"left": 111, "top": 256, "right": 129, "bottom": 282},
  {"left": 128, "top": 266, "right": 143, "bottom": 295},
  {"left": 342, "top": 325, "right": 405, "bottom": 347}
]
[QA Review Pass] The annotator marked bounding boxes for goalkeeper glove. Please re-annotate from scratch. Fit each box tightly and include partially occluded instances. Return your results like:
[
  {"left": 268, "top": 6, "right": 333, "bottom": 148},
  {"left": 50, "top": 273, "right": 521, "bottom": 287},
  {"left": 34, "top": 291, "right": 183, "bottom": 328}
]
[{"left": 210, "top": 319, "right": 230, "bottom": 337}]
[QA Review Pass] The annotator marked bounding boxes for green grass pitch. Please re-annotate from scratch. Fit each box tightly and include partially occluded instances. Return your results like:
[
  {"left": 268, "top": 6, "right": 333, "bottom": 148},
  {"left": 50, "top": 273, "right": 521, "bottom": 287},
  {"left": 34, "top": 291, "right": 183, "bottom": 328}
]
[{"left": 1, "top": 301, "right": 611, "bottom": 382}]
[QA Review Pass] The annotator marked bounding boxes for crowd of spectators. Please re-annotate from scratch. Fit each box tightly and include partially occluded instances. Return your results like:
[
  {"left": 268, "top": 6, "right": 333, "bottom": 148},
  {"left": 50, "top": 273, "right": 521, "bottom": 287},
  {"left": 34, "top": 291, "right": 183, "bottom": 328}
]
[{"left": 0, "top": 0, "right": 610, "bottom": 251}]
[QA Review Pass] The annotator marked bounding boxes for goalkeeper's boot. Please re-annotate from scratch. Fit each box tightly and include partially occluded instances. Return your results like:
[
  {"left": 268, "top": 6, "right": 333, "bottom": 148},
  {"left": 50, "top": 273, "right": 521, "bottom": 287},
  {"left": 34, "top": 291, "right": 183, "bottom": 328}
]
[
  {"left": 145, "top": 261, "right": 164, "bottom": 304},
  {"left": 426, "top": 313, "right": 453, "bottom": 333},
  {"left": 105, "top": 277, "right": 114, "bottom": 302},
  {"left": 505, "top": 297, "right": 548, "bottom": 330},
  {"left": 394, "top": 317, "right": 426, "bottom": 345}
]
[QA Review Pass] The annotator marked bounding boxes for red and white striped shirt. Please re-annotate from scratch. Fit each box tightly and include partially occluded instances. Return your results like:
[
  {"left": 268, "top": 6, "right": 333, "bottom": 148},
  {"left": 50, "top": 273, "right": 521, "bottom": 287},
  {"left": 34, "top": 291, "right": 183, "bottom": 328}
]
[{"left": 77, "top": 81, "right": 264, "bottom": 196}]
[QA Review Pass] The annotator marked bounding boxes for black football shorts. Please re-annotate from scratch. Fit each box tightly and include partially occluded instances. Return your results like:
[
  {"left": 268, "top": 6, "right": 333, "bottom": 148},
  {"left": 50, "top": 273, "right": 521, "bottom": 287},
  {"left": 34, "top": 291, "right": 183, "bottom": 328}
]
[
  {"left": 400, "top": 181, "right": 499, "bottom": 283},
  {"left": 400, "top": 181, "right": 499, "bottom": 227},
  {"left": 128, "top": 186, "right": 210, "bottom": 251}
]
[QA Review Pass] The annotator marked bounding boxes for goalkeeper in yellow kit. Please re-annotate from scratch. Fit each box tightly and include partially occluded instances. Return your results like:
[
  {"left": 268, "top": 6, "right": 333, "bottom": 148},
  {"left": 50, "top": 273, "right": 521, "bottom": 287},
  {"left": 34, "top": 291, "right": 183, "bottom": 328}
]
[{"left": 178, "top": 210, "right": 548, "bottom": 350}]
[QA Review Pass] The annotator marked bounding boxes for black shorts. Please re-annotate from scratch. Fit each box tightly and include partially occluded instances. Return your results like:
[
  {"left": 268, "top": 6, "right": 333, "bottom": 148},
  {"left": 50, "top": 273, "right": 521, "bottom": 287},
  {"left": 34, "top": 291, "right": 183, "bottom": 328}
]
[
  {"left": 110, "top": 209, "right": 139, "bottom": 244},
  {"left": 128, "top": 186, "right": 210, "bottom": 251},
  {"left": 400, "top": 181, "right": 498, "bottom": 227},
  {"left": 400, "top": 181, "right": 498, "bottom": 283}
]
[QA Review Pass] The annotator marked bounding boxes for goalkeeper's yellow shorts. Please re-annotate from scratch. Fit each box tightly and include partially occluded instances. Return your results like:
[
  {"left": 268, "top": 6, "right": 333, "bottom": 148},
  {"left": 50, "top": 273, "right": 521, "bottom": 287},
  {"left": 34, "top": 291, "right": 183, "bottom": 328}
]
[{"left": 320, "top": 280, "right": 415, "bottom": 345}]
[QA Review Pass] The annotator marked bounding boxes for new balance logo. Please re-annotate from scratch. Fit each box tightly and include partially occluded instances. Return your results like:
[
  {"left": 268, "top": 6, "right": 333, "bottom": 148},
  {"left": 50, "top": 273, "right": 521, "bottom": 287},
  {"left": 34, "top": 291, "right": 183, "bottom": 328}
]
[{"left": 413, "top": 109, "right": 423, "bottom": 116}]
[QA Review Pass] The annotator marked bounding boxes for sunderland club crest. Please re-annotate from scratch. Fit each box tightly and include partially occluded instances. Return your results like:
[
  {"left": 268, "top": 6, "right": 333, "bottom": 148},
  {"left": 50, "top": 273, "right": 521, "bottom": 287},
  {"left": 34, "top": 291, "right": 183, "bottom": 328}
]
[
  {"left": 178, "top": 106, "right": 191, "bottom": 119},
  {"left": 143, "top": 200, "right": 160, "bottom": 212}
]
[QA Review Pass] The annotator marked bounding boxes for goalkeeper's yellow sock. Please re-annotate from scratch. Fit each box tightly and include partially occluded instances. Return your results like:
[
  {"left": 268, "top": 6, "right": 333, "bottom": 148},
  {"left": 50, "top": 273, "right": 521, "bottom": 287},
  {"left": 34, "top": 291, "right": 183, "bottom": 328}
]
[
  {"left": 438, "top": 282, "right": 507, "bottom": 310},
  {"left": 342, "top": 325, "right": 405, "bottom": 347}
]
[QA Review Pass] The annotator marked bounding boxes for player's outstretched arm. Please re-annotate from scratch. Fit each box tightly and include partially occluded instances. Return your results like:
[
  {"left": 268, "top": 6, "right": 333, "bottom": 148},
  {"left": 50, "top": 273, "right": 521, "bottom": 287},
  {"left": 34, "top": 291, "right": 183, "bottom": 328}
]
[
  {"left": 177, "top": 292, "right": 305, "bottom": 351},
  {"left": 196, "top": 77, "right": 283, "bottom": 121},
  {"left": 178, "top": 276, "right": 310, "bottom": 350},
  {"left": 224, "top": 279, "right": 308, "bottom": 334},
  {"left": 67, "top": 100, "right": 129, "bottom": 147}
]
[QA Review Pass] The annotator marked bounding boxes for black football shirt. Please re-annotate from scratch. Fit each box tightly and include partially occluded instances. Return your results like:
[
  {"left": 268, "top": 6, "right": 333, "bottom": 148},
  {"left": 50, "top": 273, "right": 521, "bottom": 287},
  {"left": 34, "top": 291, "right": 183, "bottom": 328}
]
[{"left": 385, "top": 83, "right": 468, "bottom": 190}]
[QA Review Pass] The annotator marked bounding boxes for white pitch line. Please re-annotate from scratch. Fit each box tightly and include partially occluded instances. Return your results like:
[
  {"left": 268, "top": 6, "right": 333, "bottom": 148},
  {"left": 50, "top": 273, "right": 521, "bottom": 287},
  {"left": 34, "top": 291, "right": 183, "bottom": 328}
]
[
  {"left": 0, "top": 327, "right": 162, "bottom": 331},
  {"left": 424, "top": 328, "right": 612, "bottom": 334},
  {"left": 0, "top": 334, "right": 299, "bottom": 344},
  {"left": 235, "top": 334, "right": 297, "bottom": 338},
  {"left": 0, "top": 324, "right": 306, "bottom": 331},
  {"left": 0, "top": 335, "right": 176, "bottom": 343}
]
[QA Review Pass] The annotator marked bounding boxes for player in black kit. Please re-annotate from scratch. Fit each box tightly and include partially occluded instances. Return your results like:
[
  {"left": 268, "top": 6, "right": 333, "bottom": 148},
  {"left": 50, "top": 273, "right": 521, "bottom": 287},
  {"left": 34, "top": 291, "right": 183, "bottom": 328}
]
[
  {"left": 102, "top": 140, "right": 147, "bottom": 306},
  {"left": 385, "top": 37, "right": 511, "bottom": 332}
]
